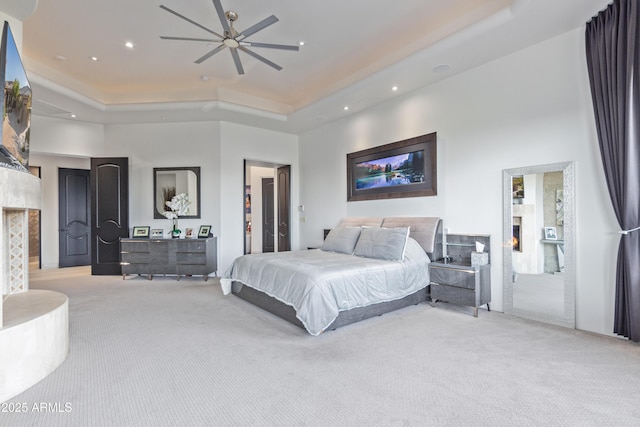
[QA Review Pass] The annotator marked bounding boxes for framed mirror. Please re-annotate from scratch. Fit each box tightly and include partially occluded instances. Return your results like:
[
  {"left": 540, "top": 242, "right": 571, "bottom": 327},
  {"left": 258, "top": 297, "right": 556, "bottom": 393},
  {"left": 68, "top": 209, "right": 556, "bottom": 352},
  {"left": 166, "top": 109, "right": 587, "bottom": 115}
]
[
  {"left": 503, "top": 162, "right": 575, "bottom": 328},
  {"left": 153, "top": 167, "right": 201, "bottom": 219}
]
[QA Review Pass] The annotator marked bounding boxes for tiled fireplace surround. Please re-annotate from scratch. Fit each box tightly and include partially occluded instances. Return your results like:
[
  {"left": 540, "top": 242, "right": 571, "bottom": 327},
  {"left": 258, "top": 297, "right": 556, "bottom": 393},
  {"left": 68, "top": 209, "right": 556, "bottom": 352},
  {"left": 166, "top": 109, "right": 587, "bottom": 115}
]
[{"left": 0, "top": 168, "right": 69, "bottom": 402}]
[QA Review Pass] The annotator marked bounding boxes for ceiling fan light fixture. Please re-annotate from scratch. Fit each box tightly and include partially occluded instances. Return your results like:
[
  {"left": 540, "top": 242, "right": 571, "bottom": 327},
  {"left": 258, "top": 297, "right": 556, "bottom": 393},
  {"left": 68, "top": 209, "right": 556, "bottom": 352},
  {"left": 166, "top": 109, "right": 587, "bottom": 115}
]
[{"left": 223, "top": 38, "right": 239, "bottom": 48}]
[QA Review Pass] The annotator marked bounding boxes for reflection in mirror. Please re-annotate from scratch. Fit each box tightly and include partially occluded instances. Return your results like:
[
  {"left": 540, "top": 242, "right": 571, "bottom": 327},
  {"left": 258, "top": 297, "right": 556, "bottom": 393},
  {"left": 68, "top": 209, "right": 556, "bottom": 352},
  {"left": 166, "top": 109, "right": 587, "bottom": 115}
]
[
  {"left": 153, "top": 167, "right": 201, "bottom": 219},
  {"left": 503, "top": 162, "right": 574, "bottom": 328}
]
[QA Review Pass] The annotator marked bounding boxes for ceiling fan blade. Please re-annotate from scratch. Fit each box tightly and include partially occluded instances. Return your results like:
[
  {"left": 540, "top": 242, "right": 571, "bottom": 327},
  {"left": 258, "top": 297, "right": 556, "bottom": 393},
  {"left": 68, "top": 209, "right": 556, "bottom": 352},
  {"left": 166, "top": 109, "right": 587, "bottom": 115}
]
[
  {"left": 160, "top": 5, "right": 224, "bottom": 39},
  {"left": 194, "top": 44, "right": 227, "bottom": 64},
  {"left": 230, "top": 48, "right": 245, "bottom": 75},
  {"left": 244, "top": 41, "right": 299, "bottom": 51},
  {"left": 212, "top": 0, "right": 231, "bottom": 33},
  {"left": 237, "top": 15, "right": 278, "bottom": 40},
  {"left": 160, "top": 36, "right": 220, "bottom": 42},
  {"left": 238, "top": 46, "right": 282, "bottom": 71}
]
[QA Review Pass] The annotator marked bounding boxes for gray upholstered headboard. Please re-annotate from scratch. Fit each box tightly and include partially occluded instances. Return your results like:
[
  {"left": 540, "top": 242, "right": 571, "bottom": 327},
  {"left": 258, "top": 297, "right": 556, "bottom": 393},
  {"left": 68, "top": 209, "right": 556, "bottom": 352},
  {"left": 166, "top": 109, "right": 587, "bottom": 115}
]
[
  {"left": 338, "top": 217, "right": 384, "bottom": 228},
  {"left": 337, "top": 216, "right": 443, "bottom": 261}
]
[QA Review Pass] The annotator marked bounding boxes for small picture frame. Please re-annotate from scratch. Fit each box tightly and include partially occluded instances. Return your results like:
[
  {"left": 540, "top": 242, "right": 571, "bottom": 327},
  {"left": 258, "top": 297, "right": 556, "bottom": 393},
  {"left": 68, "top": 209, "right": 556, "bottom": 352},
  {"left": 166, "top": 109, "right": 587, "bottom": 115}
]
[
  {"left": 544, "top": 226, "right": 557, "bottom": 240},
  {"left": 185, "top": 228, "right": 193, "bottom": 239},
  {"left": 132, "top": 226, "right": 150, "bottom": 238},
  {"left": 150, "top": 228, "right": 163, "bottom": 238},
  {"left": 198, "top": 225, "right": 212, "bottom": 238}
]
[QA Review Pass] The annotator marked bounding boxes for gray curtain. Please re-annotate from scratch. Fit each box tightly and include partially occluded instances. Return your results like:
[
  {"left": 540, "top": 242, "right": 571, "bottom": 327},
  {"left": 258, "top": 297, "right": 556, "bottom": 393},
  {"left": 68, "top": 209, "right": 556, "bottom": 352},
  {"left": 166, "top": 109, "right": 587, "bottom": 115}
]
[{"left": 586, "top": 0, "right": 640, "bottom": 342}]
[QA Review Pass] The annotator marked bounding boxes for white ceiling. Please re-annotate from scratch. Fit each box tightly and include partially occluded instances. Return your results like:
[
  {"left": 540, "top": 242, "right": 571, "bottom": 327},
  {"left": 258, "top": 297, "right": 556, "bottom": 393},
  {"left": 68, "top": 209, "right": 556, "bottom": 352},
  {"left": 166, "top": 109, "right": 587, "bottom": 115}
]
[{"left": 13, "top": 0, "right": 611, "bottom": 133}]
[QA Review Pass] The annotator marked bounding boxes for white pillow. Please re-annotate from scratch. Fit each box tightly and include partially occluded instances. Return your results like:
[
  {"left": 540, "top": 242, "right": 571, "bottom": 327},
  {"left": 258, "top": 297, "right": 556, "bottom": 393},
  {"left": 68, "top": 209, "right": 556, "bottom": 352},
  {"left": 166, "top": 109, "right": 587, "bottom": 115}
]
[
  {"left": 320, "top": 227, "right": 362, "bottom": 254},
  {"left": 353, "top": 226, "right": 410, "bottom": 261}
]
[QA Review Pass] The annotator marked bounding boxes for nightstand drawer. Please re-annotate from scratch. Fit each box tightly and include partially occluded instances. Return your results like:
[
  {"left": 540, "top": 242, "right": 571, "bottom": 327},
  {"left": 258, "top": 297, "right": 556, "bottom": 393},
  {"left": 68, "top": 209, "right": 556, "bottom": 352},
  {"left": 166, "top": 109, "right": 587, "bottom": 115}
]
[
  {"left": 429, "top": 265, "right": 477, "bottom": 290},
  {"left": 431, "top": 284, "right": 476, "bottom": 306}
]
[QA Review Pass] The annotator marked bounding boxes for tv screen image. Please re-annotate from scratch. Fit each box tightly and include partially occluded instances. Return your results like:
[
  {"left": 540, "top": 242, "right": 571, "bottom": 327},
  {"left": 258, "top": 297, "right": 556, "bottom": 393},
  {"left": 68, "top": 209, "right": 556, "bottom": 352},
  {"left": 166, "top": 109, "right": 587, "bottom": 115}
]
[{"left": 0, "top": 21, "right": 31, "bottom": 172}]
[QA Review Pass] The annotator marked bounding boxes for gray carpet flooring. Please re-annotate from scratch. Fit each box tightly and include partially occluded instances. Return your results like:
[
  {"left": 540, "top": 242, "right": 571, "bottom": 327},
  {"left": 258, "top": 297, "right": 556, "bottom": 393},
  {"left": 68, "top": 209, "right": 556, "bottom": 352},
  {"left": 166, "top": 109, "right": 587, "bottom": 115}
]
[
  {"left": 2, "top": 266, "right": 640, "bottom": 426},
  {"left": 513, "top": 273, "right": 564, "bottom": 319}
]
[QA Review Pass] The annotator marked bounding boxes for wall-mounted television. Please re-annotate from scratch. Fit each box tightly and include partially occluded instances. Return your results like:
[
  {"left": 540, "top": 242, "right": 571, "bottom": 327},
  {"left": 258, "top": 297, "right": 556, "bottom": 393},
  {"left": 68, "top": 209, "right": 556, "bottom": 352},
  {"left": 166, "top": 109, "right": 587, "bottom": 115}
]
[{"left": 0, "top": 21, "right": 31, "bottom": 172}]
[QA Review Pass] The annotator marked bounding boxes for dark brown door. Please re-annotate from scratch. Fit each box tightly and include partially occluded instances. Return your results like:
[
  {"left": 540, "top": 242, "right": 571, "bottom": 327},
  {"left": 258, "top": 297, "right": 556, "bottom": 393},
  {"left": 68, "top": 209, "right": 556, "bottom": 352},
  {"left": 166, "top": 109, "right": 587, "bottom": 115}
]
[
  {"left": 277, "top": 165, "right": 290, "bottom": 251},
  {"left": 262, "top": 177, "right": 275, "bottom": 252},
  {"left": 58, "top": 168, "right": 91, "bottom": 267},
  {"left": 90, "top": 157, "right": 129, "bottom": 275}
]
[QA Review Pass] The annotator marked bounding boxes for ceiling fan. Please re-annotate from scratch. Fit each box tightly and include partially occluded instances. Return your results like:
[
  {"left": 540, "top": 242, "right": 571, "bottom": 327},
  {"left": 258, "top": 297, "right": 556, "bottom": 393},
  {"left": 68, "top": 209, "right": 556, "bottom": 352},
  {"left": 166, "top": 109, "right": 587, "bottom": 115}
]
[{"left": 159, "top": 0, "right": 299, "bottom": 75}]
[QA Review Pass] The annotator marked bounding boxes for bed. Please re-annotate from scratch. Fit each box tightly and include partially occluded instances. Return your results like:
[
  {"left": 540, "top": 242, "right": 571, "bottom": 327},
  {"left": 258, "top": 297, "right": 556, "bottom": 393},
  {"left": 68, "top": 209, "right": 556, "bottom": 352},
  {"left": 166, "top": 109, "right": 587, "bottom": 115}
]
[{"left": 221, "top": 217, "right": 443, "bottom": 335}]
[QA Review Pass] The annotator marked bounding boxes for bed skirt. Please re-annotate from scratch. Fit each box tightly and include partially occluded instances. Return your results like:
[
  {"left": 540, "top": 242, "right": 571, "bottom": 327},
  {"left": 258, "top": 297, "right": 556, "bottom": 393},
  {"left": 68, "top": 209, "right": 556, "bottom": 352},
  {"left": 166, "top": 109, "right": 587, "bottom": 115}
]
[{"left": 231, "top": 282, "right": 429, "bottom": 333}]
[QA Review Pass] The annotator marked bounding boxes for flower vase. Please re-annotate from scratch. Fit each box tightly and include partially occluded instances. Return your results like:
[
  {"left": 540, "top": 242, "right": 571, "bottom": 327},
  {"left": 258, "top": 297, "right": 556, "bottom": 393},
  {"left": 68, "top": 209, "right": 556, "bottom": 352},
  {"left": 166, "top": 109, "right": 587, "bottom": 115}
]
[{"left": 172, "top": 218, "right": 180, "bottom": 238}]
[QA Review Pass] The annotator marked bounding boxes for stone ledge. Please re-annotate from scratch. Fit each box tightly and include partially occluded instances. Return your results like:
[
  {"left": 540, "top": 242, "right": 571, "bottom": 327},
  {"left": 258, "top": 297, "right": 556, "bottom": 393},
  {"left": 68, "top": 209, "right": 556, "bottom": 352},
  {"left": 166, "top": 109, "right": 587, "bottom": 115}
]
[{"left": 0, "top": 290, "right": 69, "bottom": 403}]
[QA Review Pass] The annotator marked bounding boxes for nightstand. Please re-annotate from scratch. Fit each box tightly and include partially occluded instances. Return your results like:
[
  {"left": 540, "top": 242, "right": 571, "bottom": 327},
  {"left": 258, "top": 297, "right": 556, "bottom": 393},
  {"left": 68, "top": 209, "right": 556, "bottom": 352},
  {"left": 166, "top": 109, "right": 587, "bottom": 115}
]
[{"left": 428, "top": 262, "right": 491, "bottom": 317}]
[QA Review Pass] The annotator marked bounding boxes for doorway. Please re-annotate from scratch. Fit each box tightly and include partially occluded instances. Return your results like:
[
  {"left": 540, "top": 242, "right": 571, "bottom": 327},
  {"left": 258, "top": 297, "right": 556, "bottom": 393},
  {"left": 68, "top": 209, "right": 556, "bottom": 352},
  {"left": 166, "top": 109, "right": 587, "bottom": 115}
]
[
  {"left": 28, "top": 166, "right": 41, "bottom": 270},
  {"left": 58, "top": 168, "right": 91, "bottom": 267},
  {"left": 244, "top": 160, "right": 291, "bottom": 254}
]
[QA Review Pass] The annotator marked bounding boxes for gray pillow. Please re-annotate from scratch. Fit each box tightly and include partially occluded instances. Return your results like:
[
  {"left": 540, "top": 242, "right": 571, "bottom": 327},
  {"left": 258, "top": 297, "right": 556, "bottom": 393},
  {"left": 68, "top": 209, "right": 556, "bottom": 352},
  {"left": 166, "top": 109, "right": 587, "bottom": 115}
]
[
  {"left": 320, "top": 227, "right": 362, "bottom": 254},
  {"left": 353, "top": 226, "right": 410, "bottom": 261}
]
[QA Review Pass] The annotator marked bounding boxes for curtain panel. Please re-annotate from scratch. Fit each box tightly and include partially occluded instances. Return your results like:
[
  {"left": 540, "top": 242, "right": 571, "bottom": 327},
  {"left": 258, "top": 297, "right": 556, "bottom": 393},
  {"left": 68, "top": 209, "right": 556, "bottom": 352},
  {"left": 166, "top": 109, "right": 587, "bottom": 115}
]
[{"left": 586, "top": 0, "right": 640, "bottom": 342}]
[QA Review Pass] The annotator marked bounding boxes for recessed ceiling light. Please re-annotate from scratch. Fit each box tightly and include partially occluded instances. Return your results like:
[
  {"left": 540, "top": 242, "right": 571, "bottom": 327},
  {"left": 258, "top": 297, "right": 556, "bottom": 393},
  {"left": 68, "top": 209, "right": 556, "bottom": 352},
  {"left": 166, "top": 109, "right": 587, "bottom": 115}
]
[
  {"left": 299, "top": 41, "right": 305, "bottom": 46},
  {"left": 70, "top": 114, "right": 76, "bottom": 118},
  {"left": 125, "top": 41, "right": 134, "bottom": 49},
  {"left": 90, "top": 56, "right": 99, "bottom": 61},
  {"left": 433, "top": 64, "right": 451, "bottom": 73},
  {"left": 344, "top": 106, "right": 349, "bottom": 111},
  {"left": 392, "top": 86, "right": 398, "bottom": 91},
  {"left": 56, "top": 54, "right": 66, "bottom": 62}
]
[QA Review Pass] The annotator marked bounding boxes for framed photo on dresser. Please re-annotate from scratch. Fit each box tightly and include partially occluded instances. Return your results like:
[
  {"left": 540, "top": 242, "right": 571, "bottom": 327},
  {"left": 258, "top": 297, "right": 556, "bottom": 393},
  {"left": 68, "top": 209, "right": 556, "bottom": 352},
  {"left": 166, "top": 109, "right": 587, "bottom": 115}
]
[
  {"left": 132, "top": 226, "right": 150, "bottom": 238},
  {"left": 198, "top": 225, "right": 212, "bottom": 238}
]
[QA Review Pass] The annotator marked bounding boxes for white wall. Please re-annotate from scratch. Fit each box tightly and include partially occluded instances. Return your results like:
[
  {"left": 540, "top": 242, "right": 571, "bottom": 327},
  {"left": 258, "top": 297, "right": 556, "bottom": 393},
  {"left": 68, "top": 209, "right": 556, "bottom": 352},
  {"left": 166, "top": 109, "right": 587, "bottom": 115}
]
[
  {"left": 29, "top": 116, "right": 106, "bottom": 157},
  {"left": 104, "top": 121, "right": 222, "bottom": 241},
  {"left": 299, "top": 28, "right": 618, "bottom": 337},
  {"left": 29, "top": 153, "right": 90, "bottom": 269},
  {"left": 219, "top": 122, "right": 299, "bottom": 273},
  {"left": 28, "top": 113, "right": 103, "bottom": 269}
]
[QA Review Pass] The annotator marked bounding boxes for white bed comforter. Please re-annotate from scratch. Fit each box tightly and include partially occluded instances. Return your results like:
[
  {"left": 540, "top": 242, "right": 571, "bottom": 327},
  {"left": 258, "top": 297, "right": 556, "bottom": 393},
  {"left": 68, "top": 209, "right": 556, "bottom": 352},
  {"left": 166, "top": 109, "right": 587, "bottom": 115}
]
[{"left": 221, "top": 237, "right": 430, "bottom": 335}]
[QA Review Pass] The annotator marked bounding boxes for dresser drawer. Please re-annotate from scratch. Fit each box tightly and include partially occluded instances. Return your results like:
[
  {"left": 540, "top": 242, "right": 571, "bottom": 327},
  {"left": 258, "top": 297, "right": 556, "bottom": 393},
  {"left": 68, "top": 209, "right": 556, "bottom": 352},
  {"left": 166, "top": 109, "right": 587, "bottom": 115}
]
[
  {"left": 177, "top": 240, "right": 207, "bottom": 253},
  {"left": 429, "top": 265, "right": 477, "bottom": 290},
  {"left": 121, "top": 241, "right": 150, "bottom": 253},
  {"left": 121, "top": 252, "right": 150, "bottom": 264},
  {"left": 176, "top": 252, "right": 207, "bottom": 265}
]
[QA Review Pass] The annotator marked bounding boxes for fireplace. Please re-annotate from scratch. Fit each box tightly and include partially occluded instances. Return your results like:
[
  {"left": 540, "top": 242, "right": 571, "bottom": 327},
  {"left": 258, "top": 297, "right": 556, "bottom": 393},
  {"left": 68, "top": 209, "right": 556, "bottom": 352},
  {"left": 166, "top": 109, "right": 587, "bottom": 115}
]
[{"left": 513, "top": 217, "right": 522, "bottom": 252}]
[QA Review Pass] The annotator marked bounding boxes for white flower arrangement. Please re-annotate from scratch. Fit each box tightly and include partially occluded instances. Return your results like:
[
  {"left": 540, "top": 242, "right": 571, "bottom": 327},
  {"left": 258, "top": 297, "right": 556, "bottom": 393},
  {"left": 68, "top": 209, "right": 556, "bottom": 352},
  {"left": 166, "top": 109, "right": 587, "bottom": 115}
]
[
  {"left": 163, "top": 193, "right": 190, "bottom": 236},
  {"left": 163, "top": 211, "right": 178, "bottom": 220},
  {"left": 163, "top": 193, "right": 190, "bottom": 218}
]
